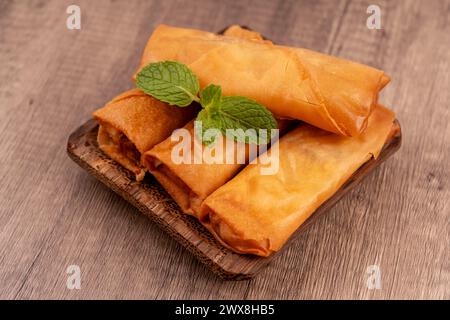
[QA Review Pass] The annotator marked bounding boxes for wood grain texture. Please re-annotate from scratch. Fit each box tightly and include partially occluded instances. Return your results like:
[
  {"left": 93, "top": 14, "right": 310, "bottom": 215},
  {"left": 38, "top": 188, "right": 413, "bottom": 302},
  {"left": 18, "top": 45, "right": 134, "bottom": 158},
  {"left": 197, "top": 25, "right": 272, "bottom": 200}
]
[{"left": 0, "top": 0, "right": 448, "bottom": 299}]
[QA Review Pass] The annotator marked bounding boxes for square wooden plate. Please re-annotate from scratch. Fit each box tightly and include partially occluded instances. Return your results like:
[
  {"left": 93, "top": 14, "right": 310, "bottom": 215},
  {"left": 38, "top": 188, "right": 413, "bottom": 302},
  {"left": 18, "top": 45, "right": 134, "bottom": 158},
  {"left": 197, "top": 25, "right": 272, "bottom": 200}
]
[{"left": 67, "top": 118, "right": 401, "bottom": 280}]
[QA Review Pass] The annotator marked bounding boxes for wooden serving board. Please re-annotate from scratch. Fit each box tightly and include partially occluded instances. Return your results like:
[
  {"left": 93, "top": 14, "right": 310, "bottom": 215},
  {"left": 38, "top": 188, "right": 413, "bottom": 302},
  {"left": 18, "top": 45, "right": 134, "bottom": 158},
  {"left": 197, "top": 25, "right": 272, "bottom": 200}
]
[{"left": 67, "top": 119, "right": 401, "bottom": 280}]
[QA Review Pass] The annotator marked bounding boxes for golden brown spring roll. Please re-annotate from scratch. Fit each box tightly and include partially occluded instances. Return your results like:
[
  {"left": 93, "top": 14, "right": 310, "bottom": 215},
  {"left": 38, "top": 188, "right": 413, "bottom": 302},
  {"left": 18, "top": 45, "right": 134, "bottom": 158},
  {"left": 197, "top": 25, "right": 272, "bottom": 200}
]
[
  {"left": 135, "top": 25, "right": 390, "bottom": 136},
  {"left": 200, "top": 105, "right": 397, "bottom": 256},
  {"left": 93, "top": 89, "right": 197, "bottom": 180},
  {"left": 94, "top": 26, "right": 267, "bottom": 181},
  {"left": 143, "top": 120, "right": 293, "bottom": 216}
]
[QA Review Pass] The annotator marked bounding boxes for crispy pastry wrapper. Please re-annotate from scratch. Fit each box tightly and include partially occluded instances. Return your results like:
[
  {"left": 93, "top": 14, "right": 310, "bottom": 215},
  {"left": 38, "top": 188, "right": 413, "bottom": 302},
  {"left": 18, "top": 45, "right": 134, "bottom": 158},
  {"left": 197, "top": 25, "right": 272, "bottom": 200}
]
[
  {"left": 93, "top": 89, "right": 197, "bottom": 180},
  {"left": 135, "top": 25, "right": 390, "bottom": 136},
  {"left": 143, "top": 119, "right": 293, "bottom": 216},
  {"left": 200, "top": 105, "right": 397, "bottom": 256},
  {"left": 93, "top": 26, "right": 268, "bottom": 180}
]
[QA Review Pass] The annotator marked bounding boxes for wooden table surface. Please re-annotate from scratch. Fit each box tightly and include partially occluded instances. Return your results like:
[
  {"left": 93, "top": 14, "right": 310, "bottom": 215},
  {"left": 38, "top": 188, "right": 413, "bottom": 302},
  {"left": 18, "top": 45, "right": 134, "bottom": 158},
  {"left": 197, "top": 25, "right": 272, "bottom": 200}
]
[{"left": 0, "top": 0, "right": 449, "bottom": 300}]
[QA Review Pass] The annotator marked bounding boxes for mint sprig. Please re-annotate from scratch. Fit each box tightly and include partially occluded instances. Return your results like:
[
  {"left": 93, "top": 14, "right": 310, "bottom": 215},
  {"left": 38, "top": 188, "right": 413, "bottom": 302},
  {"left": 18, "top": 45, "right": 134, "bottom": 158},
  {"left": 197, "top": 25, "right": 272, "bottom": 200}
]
[{"left": 136, "top": 61, "right": 277, "bottom": 145}]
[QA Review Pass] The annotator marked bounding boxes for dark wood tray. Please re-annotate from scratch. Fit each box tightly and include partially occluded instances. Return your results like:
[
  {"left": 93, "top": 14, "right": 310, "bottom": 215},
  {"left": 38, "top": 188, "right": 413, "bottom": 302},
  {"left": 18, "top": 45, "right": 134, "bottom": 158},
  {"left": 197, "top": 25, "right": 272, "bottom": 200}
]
[{"left": 67, "top": 119, "right": 401, "bottom": 280}]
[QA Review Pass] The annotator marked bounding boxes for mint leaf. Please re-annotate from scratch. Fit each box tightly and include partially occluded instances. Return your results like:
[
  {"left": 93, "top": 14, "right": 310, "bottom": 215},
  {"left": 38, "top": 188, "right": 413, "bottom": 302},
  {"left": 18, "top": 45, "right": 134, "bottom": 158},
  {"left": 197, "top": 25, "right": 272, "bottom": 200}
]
[
  {"left": 218, "top": 96, "right": 277, "bottom": 144},
  {"left": 196, "top": 109, "right": 222, "bottom": 146},
  {"left": 136, "top": 61, "right": 200, "bottom": 107},
  {"left": 199, "top": 84, "right": 221, "bottom": 109},
  {"left": 196, "top": 96, "right": 277, "bottom": 145}
]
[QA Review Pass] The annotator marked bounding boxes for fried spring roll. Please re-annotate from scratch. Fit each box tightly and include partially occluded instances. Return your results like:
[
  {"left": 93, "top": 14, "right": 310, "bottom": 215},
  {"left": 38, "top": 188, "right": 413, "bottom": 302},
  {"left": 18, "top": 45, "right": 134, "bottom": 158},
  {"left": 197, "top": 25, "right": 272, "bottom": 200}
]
[
  {"left": 93, "top": 89, "right": 198, "bottom": 180},
  {"left": 200, "top": 105, "right": 397, "bottom": 256},
  {"left": 136, "top": 25, "right": 390, "bottom": 136},
  {"left": 93, "top": 26, "right": 267, "bottom": 180},
  {"left": 143, "top": 120, "right": 293, "bottom": 216}
]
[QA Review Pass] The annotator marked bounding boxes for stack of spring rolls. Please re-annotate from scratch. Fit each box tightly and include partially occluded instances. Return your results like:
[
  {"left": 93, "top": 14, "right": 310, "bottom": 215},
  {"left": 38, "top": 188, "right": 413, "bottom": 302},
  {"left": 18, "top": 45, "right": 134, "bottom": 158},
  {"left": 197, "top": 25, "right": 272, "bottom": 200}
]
[{"left": 93, "top": 25, "right": 398, "bottom": 257}]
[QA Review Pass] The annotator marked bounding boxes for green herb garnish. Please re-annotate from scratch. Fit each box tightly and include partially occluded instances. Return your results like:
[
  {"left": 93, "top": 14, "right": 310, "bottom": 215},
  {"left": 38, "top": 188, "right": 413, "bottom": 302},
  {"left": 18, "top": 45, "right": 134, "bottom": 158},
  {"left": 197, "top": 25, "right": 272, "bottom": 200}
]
[
  {"left": 136, "top": 61, "right": 277, "bottom": 145},
  {"left": 136, "top": 61, "right": 200, "bottom": 107}
]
